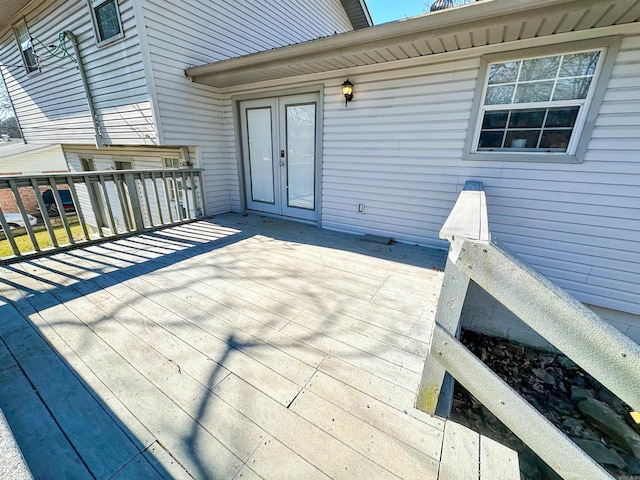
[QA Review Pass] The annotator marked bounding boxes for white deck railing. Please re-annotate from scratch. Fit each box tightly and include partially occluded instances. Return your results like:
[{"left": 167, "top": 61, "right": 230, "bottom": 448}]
[
  {"left": 417, "top": 181, "right": 640, "bottom": 480},
  {"left": 0, "top": 168, "right": 205, "bottom": 263}
]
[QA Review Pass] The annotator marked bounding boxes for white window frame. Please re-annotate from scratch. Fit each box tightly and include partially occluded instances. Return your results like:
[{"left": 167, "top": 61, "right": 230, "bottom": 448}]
[
  {"left": 13, "top": 20, "right": 39, "bottom": 75},
  {"left": 163, "top": 157, "right": 183, "bottom": 203},
  {"left": 463, "top": 37, "right": 621, "bottom": 164},
  {"left": 88, "top": 0, "right": 124, "bottom": 47}
]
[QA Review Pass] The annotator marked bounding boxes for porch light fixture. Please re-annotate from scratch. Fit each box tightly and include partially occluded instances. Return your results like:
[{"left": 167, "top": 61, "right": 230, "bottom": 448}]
[{"left": 342, "top": 79, "right": 353, "bottom": 107}]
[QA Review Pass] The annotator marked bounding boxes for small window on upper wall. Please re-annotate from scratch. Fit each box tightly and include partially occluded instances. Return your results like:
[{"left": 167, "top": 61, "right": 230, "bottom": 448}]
[
  {"left": 163, "top": 158, "right": 181, "bottom": 169},
  {"left": 89, "top": 0, "right": 124, "bottom": 46},
  {"left": 464, "top": 39, "right": 619, "bottom": 163},
  {"left": 13, "top": 21, "right": 39, "bottom": 74}
]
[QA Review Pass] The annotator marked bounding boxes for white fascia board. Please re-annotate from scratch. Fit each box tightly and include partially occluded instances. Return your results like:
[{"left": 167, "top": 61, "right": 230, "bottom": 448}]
[{"left": 185, "top": 0, "right": 586, "bottom": 81}]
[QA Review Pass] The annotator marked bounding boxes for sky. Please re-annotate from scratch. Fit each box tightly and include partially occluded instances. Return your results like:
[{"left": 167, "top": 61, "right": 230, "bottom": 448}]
[{"left": 366, "top": 0, "right": 429, "bottom": 25}]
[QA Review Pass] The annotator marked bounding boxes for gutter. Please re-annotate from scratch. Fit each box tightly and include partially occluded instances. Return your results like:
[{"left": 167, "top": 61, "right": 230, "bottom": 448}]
[{"left": 63, "top": 31, "right": 104, "bottom": 148}]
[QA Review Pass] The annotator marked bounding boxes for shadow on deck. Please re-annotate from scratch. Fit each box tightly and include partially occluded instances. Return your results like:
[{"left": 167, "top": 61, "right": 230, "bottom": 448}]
[{"left": 0, "top": 213, "right": 449, "bottom": 479}]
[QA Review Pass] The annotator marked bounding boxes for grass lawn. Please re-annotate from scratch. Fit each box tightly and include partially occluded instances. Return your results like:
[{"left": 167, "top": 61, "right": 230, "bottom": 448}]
[{"left": 0, "top": 221, "right": 86, "bottom": 258}]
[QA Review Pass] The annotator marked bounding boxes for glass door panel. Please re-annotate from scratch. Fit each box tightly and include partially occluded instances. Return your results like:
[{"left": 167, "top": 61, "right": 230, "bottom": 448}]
[
  {"left": 285, "top": 103, "right": 316, "bottom": 210},
  {"left": 240, "top": 99, "right": 278, "bottom": 215},
  {"left": 246, "top": 107, "right": 275, "bottom": 204}
]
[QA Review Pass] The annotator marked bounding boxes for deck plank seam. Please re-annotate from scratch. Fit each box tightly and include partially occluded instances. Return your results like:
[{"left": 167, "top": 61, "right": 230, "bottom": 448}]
[
  {"left": 142, "top": 440, "right": 196, "bottom": 480},
  {"left": 286, "top": 357, "right": 327, "bottom": 409}
]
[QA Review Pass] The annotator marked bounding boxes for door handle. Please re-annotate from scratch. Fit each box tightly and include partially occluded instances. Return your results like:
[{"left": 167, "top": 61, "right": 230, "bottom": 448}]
[
  {"left": 279, "top": 161, "right": 285, "bottom": 166},
  {"left": 280, "top": 150, "right": 285, "bottom": 158}
]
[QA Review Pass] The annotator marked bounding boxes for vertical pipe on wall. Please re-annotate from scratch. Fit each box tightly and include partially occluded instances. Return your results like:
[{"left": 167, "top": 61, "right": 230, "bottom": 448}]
[{"left": 63, "top": 31, "right": 104, "bottom": 148}]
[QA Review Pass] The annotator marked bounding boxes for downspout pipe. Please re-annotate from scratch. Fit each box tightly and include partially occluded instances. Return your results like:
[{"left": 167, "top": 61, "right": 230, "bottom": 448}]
[{"left": 63, "top": 31, "right": 104, "bottom": 148}]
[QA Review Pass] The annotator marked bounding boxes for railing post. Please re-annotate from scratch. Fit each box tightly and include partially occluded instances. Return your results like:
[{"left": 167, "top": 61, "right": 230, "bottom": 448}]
[
  {"left": 66, "top": 177, "right": 91, "bottom": 242},
  {"left": 416, "top": 257, "right": 470, "bottom": 416},
  {"left": 48, "top": 179, "right": 75, "bottom": 245},
  {"left": 0, "top": 210, "right": 20, "bottom": 257},
  {"left": 8, "top": 179, "right": 40, "bottom": 252},
  {"left": 30, "top": 179, "right": 58, "bottom": 248},
  {"left": 123, "top": 172, "right": 145, "bottom": 232},
  {"left": 417, "top": 180, "right": 486, "bottom": 417}
]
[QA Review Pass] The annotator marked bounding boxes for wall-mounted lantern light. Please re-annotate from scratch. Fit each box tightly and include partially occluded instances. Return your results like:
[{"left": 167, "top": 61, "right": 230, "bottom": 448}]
[{"left": 342, "top": 79, "right": 353, "bottom": 107}]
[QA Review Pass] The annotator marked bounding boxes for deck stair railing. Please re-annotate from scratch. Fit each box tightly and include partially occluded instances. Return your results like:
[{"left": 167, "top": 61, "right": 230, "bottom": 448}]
[
  {"left": 417, "top": 181, "right": 640, "bottom": 480},
  {"left": 0, "top": 168, "right": 205, "bottom": 263}
]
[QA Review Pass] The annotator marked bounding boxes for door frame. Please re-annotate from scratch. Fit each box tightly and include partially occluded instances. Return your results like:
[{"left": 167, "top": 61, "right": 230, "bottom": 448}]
[{"left": 232, "top": 85, "right": 324, "bottom": 225}]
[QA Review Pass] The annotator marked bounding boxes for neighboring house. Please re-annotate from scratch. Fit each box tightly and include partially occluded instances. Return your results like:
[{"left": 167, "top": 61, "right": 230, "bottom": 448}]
[
  {"left": 0, "top": 139, "right": 68, "bottom": 215},
  {"left": 1, "top": 0, "right": 639, "bottom": 346},
  {"left": 0, "top": 139, "right": 67, "bottom": 175}
]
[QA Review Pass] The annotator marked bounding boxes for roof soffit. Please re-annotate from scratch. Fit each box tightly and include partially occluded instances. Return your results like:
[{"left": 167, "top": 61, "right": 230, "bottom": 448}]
[
  {"left": 186, "top": 0, "right": 640, "bottom": 88},
  {"left": 0, "top": 0, "right": 31, "bottom": 30}
]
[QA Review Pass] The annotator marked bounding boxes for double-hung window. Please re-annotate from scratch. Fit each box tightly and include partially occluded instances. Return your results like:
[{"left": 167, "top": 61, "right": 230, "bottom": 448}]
[
  {"left": 89, "top": 0, "right": 124, "bottom": 46},
  {"left": 163, "top": 158, "right": 184, "bottom": 204},
  {"left": 13, "top": 21, "right": 38, "bottom": 74},
  {"left": 465, "top": 39, "right": 619, "bottom": 163}
]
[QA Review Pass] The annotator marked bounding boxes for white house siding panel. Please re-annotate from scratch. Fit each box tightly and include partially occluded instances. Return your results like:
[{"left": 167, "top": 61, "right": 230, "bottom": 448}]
[
  {"left": 139, "top": 0, "right": 353, "bottom": 216},
  {"left": 321, "top": 59, "right": 480, "bottom": 248},
  {"left": 0, "top": 0, "right": 157, "bottom": 146},
  {"left": 315, "top": 34, "right": 640, "bottom": 317},
  {"left": 224, "top": 99, "right": 242, "bottom": 213},
  {"left": 0, "top": 145, "right": 67, "bottom": 174}
]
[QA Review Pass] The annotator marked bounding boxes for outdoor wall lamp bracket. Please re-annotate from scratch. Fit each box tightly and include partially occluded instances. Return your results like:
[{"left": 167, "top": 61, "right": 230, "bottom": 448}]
[{"left": 342, "top": 79, "right": 353, "bottom": 107}]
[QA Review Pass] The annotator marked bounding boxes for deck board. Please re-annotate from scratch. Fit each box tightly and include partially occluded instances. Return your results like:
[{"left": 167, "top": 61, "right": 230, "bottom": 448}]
[
  {"left": 0, "top": 357, "right": 91, "bottom": 479},
  {"left": 0, "top": 214, "right": 518, "bottom": 479},
  {"left": 439, "top": 420, "right": 480, "bottom": 480},
  {"left": 305, "top": 371, "right": 443, "bottom": 458},
  {"left": 289, "top": 386, "right": 440, "bottom": 480},
  {"left": 480, "top": 436, "right": 521, "bottom": 480}
]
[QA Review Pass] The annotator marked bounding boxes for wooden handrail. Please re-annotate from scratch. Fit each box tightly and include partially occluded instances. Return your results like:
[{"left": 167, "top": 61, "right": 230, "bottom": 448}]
[
  {"left": 0, "top": 168, "right": 205, "bottom": 263},
  {"left": 416, "top": 180, "right": 640, "bottom": 479}
]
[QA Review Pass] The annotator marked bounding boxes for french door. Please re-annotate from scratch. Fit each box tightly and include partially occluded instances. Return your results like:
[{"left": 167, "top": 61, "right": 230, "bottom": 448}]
[{"left": 240, "top": 93, "right": 319, "bottom": 221}]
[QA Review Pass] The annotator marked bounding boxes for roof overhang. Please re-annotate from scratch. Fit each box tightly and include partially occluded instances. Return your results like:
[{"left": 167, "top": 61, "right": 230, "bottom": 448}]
[
  {"left": 186, "top": 0, "right": 640, "bottom": 89},
  {"left": 0, "top": 0, "right": 31, "bottom": 29},
  {"left": 341, "top": 0, "right": 373, "bottom": 29}
]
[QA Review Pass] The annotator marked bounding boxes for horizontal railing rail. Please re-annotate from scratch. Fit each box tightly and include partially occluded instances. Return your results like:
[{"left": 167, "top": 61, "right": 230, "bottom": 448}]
[
  {"left": 0, "top": 168, "right": 206, "bottom": 263},
  {"left": 417, "top": 180, "right": 640, "bottom": 480}
]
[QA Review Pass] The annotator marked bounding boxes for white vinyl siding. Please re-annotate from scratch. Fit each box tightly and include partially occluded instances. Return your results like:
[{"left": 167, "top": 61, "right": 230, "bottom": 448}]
[
  {"left": 0, "top": 145, "right": 67, "bottom": 174},
  {"left": 0, "top": 0, "right": 157, "bottom": 145},
  {"left": 319, "top": 35, "right": 640, "bottom": 316},
  {"left": 139, "top": 0, "right": 353, "bottom": 215},
  {"left": 142, "top": 0, "right": 353, "bottom": 145}
]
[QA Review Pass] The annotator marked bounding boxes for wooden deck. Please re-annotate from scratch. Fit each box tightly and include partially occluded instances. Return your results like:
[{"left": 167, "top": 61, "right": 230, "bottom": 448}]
[{"left": 0, "top": 214, "right": 517, "bottom": 479}]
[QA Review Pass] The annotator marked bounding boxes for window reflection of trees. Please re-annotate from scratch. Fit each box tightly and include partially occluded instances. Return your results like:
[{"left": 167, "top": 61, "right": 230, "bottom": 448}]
[
  {"left": 486, "top": 51, "right": 600, "bottom": 105},
  {"left": 479, "top": 50, "right": 601, "bottom": 152}
]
